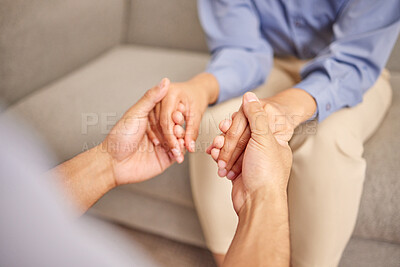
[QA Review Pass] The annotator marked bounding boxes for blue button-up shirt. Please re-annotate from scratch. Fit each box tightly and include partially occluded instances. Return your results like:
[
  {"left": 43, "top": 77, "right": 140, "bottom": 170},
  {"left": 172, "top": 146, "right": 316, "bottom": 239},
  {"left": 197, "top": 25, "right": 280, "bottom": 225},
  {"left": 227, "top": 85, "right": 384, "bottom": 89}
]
[{"left": 199, "top": 0, "right": 400, "bottom": 121}]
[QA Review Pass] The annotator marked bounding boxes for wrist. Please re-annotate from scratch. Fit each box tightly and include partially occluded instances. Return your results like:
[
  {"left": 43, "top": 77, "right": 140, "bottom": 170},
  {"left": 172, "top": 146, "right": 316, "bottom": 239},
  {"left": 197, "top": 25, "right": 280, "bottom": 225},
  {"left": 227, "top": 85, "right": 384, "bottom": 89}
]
[
  {"left": 188, "top": 73, "right": 220, "bottom": 105},
  {"left": 238, "top": 186, "right": 288, "bottom": 221},
  {"left": 272, "top": 88, "right": 317, "bottom": 124},
  {"left": 93, "top": 144, "right": 117, "bottom": 192}
]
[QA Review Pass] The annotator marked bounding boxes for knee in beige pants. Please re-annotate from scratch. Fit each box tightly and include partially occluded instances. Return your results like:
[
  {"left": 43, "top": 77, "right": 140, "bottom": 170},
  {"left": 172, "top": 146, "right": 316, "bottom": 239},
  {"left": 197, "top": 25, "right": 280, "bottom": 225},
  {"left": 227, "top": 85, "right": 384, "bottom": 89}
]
[{"left": 289, "top": 72, "right": 392, "bottom": 267}]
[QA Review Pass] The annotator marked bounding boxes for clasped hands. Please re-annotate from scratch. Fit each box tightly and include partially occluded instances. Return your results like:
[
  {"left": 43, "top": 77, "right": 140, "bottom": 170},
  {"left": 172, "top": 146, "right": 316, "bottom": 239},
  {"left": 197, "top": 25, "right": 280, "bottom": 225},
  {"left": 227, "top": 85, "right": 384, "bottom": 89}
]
[
  {"left": 103, "top": 76, "right": 316, "bottom": 212},
  {"left": 144, "top": 78, "right": 303, "bottom": 179}
]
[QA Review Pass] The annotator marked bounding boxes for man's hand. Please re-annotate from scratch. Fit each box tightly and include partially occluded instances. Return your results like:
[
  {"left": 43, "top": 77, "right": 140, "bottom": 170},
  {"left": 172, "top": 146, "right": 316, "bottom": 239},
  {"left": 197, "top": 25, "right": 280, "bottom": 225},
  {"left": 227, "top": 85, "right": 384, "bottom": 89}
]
[
  {"left": 208, "top": 88, "right": 316, "bottom": 180},
  {"left": 222, "top": 93, "right": 292, "bottom": 267},
  {"left": 103, "top": 78, "right": 179, "bottom": 185},
  {"left": 147, "top": 73, "right": 219, "bottom": 163},
  {"left": 214, "top": 92, "right": 293, "bottom": 213},
  {"left": 52, "top": 79, "right": 179, "bottom": 212}
]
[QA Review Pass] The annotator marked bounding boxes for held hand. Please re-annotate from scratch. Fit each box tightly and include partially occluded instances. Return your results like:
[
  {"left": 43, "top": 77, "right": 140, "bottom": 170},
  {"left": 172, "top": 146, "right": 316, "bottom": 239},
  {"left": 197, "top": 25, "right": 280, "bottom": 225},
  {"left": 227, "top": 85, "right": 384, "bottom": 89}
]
[
  {"left": 229, "top": 93, "right": 293, "bottom": 213},
  {"left": 147, "top": 73, "right": 219, "bottom": 163},
  {"left": 208, "top": 88, "right": 316, "bottom": 180},
  {"left": 102, "top": 79, "right": 178, "bottom": 185}
]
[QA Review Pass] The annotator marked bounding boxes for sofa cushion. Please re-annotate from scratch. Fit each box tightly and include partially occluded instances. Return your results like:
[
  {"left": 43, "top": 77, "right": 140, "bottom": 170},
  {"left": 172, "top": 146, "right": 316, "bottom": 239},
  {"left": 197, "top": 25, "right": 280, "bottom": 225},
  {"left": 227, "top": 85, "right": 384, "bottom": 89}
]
[
  {"left": 353, "top": 72, "right": 400, "bottom": 243},
  {"left": 6, "top": 45, "right": 210, "bottom": 208},
  {"left": 0, "top": 0, "right": 125, "bottom": 105},
  {"left": 128, "top": 0, "right": 208, "bottom": 53},
  {"left": 339, "top": 237, "right": 400, "bottom": 267}
]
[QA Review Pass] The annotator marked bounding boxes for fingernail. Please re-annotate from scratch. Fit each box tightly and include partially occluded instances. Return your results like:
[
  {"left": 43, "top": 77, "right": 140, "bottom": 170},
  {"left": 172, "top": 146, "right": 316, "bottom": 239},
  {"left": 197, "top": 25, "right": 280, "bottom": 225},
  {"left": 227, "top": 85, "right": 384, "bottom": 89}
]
[
  {"left": 226, "top": 171, "right": 235, "bottom": 180},
  {"left": 168, "top": 151, "right": 174, "bottom": 159},
  {"left": 177, "top": 155, "right": 184, "bottom": 164},
  {"left": 218, "top": 168, "right": 227, "bottom": 177},
  {"left": 172, "top": 148, "right": 181, "bottom": 157},
  {"left": 218, "top": 160, "right": 226, "bottom": 169},
  {"left": 211, "top": 148, "right": 220, "bottom": 160},
  {"left": 152, "top": 138, "right": 160, "bottom": 146},
  {"left": 190, "top": 141, "right": 196, "bottom": 152},
  {"left": 244, "top": 92, "right": 259, "bottom": 103}
]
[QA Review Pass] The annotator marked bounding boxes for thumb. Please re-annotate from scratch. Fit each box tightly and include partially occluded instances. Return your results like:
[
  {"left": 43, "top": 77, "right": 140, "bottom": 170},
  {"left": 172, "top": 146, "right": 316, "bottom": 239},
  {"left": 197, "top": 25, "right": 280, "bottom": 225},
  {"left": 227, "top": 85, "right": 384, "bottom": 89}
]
[
  {"left": 242, "top": 92, "right": 274, "bottom": 144},
  {"left": 130, "top": 78, "right": 170, "bottom": 117}
]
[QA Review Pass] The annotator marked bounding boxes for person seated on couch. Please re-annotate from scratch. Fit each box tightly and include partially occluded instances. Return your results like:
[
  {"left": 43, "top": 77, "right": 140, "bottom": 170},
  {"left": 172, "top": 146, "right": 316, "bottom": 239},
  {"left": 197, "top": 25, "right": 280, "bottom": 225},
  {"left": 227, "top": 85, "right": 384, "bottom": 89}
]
[
  {"left": 146, "top": 0, "right": 400, "bottom": 265},
  {"left": 0, "top": 81, "right": 292, "bottom": 267}
]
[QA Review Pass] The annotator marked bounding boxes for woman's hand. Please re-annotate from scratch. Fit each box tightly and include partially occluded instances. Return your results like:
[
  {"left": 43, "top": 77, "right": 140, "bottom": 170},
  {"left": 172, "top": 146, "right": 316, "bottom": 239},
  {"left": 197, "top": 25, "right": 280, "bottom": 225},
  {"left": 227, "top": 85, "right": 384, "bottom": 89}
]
[{"left": 147, "top": 73, "right": 219, "bottom": 163}]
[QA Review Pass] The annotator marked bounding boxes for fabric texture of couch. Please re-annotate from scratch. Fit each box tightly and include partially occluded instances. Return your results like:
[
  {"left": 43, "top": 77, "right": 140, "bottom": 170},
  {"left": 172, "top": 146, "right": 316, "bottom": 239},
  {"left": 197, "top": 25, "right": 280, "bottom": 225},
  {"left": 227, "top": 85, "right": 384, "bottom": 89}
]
[{"left": 1, "top": 1, "right": 399, "bottom": 266}]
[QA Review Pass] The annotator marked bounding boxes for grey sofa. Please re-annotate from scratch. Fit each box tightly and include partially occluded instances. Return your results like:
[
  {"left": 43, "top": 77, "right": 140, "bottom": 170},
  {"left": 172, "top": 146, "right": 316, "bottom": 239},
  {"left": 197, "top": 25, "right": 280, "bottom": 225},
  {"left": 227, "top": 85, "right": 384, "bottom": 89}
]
[{"left": 1, "top": 1, "right": 399, "bottom": 266}]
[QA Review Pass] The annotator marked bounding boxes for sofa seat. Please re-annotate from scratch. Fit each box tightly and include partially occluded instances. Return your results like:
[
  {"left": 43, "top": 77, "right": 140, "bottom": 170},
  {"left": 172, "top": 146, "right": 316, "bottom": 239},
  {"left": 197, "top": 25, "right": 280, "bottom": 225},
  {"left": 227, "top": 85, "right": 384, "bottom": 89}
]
[{"left": 6, "top": 44, "right": 400, "bottom": 264}]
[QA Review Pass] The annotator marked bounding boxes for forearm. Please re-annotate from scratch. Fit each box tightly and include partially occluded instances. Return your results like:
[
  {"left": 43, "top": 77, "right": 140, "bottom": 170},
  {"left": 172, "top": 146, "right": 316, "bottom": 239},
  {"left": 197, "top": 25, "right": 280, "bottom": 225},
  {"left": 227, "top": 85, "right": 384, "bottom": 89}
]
[
  {"left": 223, "top": 187, "right": 290, "bottom": 267},
  {"left": 49, "top": 145, "right": 115, "bottom": 214}
]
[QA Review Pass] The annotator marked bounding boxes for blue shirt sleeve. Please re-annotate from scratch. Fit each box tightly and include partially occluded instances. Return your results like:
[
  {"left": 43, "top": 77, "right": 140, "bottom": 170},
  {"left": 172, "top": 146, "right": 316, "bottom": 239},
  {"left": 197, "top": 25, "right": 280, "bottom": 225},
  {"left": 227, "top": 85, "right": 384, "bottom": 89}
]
[
  {"left": 295, "top": 0, "right": 400, "bottom": 121},
  {"left": 198, "top": 0, "right": 273, "bottom": 103}
]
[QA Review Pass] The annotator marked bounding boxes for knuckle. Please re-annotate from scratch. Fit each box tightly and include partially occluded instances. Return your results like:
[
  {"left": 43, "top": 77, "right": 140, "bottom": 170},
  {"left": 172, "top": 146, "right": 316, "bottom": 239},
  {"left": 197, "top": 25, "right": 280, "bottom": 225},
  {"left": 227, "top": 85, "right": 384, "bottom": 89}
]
[{"left": 144, "top": 89, "right": 154, "bottom": 100}]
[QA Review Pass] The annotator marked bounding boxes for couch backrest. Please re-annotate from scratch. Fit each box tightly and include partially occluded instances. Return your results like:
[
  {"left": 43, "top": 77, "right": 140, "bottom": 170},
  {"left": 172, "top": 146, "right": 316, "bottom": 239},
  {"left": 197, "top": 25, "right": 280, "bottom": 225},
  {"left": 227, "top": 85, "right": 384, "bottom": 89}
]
[
  {"left": 1, "top": 0, "right": 398, "bottom": 105},
  {"left": 387, "top": 36, "right": 400, "bottom": 72},
  {"left": 126, "top": 0, "right": 208, "bottom": 53},
  {"left": 0, "top": 0, "right": 127, "bottom": 105}
]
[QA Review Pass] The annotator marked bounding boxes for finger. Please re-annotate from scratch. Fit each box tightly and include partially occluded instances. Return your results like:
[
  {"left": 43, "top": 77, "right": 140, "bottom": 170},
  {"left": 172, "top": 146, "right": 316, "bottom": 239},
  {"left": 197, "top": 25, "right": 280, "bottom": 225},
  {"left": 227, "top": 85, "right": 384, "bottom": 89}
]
[
  {"left": 179, "top": 138, "right": 185, "bottom": 150},
  {"left": 213, "top": 135, "right": 225, "bottom": 149},
  {"left": 226, "top": 153, "right": 244, "bottom": 181},
  {"left": 155, "top": 100, "right": 161, "bottom": 121},
  {"left": 160, "top": 94, "right": 181, "bottom": 159},
  {"left": 225, "top": 126, "right": 250, "bottom": 172},
  {"left": 172, "top": 111, "right": 185, "bottom": 125},
  {"left": 178, "top": 103, "right": 186, "bottom": 114},
  {"left": 218, "top": 167, "right": 228, "bottom": 178},
  {"left": 149, "top": 108, "right": 169, "bottom": 151},
  {"left": 176, "top": 138, "right": 185, "bottom": 164},
  {"left": 184, "top": 109, "right": 202, "bottom": 153},
  {"left": 147, "top": 124, "right": 160, "bottom": 146},
  {"left": 174, "top": 124, "right": 185, "bottom": 139},
  {"left": 219, "top": 119, "right": 232, "bottom": 134},
  {"left": 242, "top": 92, "right": 274, "bottom": 143},
  {"left": 206, "top": 134, "right": 224, "bottom": 154},
  {"left": 231, "top": 112, "right": 238, "bottom": 120},
  {"left": 129, "top": 78, "right": 170, "bottom": 117},
  {"left": 206, "top": 143, "right": 213, "bottom": 154},
  {"left": 211, "top": 148, "right": 220, "bottom": 161},
  {"left": 217, "top": 107, "right": 248, "bottom": 174}
]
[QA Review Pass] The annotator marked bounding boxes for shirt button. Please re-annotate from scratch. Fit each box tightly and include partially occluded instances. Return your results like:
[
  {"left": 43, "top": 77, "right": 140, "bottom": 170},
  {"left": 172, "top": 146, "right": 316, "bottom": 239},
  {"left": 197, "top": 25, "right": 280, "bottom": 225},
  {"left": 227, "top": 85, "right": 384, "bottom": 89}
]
[{"left": 326, "top": 103, "right": 331, "bottom": 111}]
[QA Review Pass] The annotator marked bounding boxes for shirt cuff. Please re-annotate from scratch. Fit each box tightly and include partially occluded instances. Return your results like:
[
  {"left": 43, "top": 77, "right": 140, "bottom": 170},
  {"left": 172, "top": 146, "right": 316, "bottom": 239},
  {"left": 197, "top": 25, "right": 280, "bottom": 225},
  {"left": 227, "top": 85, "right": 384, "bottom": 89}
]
[
  {"left": 205, "top": 67, "right": 243, "bottom": 105},
  {"left": 295, "top": 70, "right": 336, "bottom": 122}
]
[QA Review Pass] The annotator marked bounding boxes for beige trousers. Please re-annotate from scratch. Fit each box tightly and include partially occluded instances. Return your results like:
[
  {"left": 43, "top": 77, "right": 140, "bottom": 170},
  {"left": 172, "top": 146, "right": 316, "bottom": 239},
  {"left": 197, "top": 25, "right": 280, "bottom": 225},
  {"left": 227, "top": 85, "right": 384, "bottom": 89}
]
[{"left": 189, "top": 57, "right": 392, "bottom": 267}]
